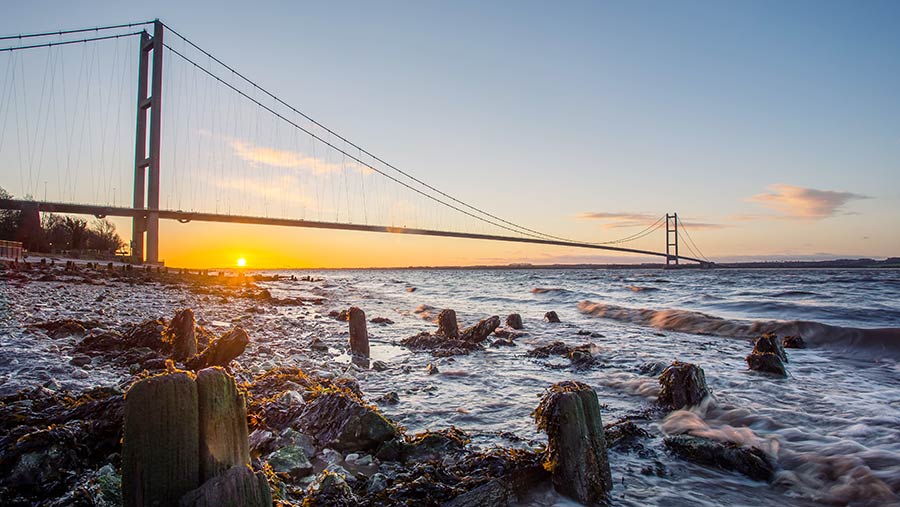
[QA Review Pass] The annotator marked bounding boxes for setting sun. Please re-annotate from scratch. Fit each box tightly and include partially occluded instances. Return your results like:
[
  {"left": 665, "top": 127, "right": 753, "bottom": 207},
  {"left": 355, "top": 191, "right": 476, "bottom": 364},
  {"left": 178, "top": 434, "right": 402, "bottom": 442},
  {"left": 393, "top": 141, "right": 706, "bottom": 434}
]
[{"left": 236, "top": 257, "right": 247, "bottom": 267}]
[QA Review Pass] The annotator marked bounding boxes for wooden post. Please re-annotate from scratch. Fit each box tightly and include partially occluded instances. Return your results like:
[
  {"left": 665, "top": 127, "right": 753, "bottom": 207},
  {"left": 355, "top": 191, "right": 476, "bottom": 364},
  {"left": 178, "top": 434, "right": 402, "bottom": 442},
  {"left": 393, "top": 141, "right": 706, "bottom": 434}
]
[
  {"left": 348, "top": 307, "right": 369, "bottom": 358},
  {"left": 196, "top": 367, "right": 251, "bottom": 482},
  {"left": 122, "top": 372, "right": 199, "bottom": 507}
]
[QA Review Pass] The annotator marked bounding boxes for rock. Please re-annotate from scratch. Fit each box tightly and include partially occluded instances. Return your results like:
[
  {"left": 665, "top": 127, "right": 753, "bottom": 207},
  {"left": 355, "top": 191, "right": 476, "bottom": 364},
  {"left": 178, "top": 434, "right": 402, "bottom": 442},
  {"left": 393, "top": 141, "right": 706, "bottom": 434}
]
[
  {"left": 185, "top": 327, "right": 250, "bottom": 370},
  {"left": 436, "top": 309, "right": 460, "bottom": 338},
  {"left": 426, "top": 363, "right": 440, "bottom": 375},
  {"left": 460, "top": 315, "right": 501, "bottom": 343},
  {"left": 492, "top": 328, "right": 525, "bottom": 339},
  {"left": 366, "top": 473, "right": 388, "bottom": 494},
  {"left": 328, "top": 309, "right": 350, "bottom": 322},
  {"left": 400, "top": 332, "right": 483, "bottom": 357},
  {"left": 348, "top": 307, "right": 369, "bottom": 358},
  {"left": 266, "top": 445, "right": 313, "bottom": 478},
  {"left": 534, "top": 381, "right": 612, "bottom": 504},
  {"left": 377, "top": 392, "right": 400, "bottom": 405},
  {"left": 505, "top": 313, "right": 523, "bottom": 330},
  {"left": 638, "top": 361, "right": 668, "bottom": 376},
  {"left": 371, "top": 360, "right": 388, "bottom": 371},
  {"left": 604, "top": 420, "right": 651, "bottom": 450},
  {"left": 746, "top": 352, "right": 787, "bottom": 377},
  {"left": 663, "top": 434, "right": 774, "bottom": 481},
  {"left": 490, "top": 338, "right": 517, "bottom": 347},
  {"left": 69, "top": 355, "right": 92, "bottom": 367},
  {"left": 310, "top": 338, "right": 329, "bottom": 352},
  {"left": 370, "top": 317, "right": 394, "bottom": 325},
  {"left": 122, "top": 372, "right": 200, "bottom": 507},
  {"left": 404, "top": 428, "right": 470, "bottom": 463},
  {"left": 178, "top": 464, "right": 273, "bottom": 507},
  {"left": 297, "top": 391, "right": 399, "bottom": 452},
  {"left": 526, "top": 341, "right": 571, "bottom": 358},
  {"left": 167, "top": 309, "right": 198, "bottom": 362},
  {"left": 782, "top": 335, "right": 805, "bottom": 349},
  {"left": 304, "top": 471, "right": 357, "bottom": 506},
  {"left": 752, "top": 334, "right": 788, "bottom": 363},
  {"left": 196, "top": 367, "right": 250, "bottom": 482},
  {"left": 658, "top": 361, "right": 709, "bottom": 410},
  {"left": 544, "top": 311, "right": 561, "bottom": 323}
]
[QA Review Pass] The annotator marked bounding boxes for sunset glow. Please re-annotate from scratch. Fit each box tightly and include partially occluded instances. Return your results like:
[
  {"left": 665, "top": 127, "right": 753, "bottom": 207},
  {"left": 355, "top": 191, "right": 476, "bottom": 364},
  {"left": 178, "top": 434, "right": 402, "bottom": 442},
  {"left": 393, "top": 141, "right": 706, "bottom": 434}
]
[{"left": 237, "top": 257, "right": 247, "bottom": 267}]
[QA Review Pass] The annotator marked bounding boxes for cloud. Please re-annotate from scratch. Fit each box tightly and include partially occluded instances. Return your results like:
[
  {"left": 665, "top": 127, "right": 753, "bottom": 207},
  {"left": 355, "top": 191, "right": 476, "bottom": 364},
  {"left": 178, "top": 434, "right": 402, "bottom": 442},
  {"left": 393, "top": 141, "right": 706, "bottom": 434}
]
[
  {"left": 216, "top": 175, "right": 314, "bottom": 207},
  {"left": 230, "top": 139, "right": 344, "bottom": 174},
  {"left": 577, "top": 212, "right": 658, "bottom": 229},
  {"left": 746, "top": 184, "right": 867, "bottom": 219}
]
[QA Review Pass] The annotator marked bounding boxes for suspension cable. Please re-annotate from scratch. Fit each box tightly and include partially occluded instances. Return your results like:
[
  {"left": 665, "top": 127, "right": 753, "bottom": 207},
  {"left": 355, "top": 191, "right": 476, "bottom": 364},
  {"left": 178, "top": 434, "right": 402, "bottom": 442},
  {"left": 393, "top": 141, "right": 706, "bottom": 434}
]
[
  {"left": 164, "top": 42, "right": 554, "bottom": 241},
  {"left": 0, "top": 32, "right": 144, "bottom": 53},
  {"left": 677, "top": 217, "right": 710, "bottom": 262},
  {"left": 160, "top": 21, "right": 632, "bottom": 246},
  {"left": 0, "top": 21, "right": 153, "bottom": 41}
]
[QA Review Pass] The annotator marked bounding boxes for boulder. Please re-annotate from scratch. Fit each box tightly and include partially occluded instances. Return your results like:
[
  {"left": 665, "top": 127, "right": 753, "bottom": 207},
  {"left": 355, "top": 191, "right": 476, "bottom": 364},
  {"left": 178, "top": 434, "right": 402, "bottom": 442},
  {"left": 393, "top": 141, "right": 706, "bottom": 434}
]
[
  {"left": 752, "top": 334, "right": 788, "bottom": 363},
  {"left": 266, "top": 445, "right": 313, "bottom": 478},
  {"left": 505, "top": 314, "right": 523, "bottom": 330},
  {"left": 185, "top": 327, "right": 250, "bottom": 370},
  {"left": 178, "top": 464, "right": 272, "bottom": 507},
  {"left": 436, "top": 309, "right": 460, "bottom": 338},
  {"left": 297, "top": 391, "right": 399, "bottom": 452},
  {"left": 122, "top": 372, "right": 200, "bottom": 507},
  {"left": 658, "top": 361, "right": 709, "bottom": 410},
  {"left": 746, "top": 353, "right": 787, "bottom": 377},
  {"left": 460, "top": 316, "right": 501, "bottom": 343},
  {"left": 782, "top": 335, "right": 805, "bottom": 349},
  {"left": 303, "top": 471, "right": 357, "bottom": 507},
  {"left": 348, "top": 307, "right": 369, "bottom": 358},
  {"left": 167, "top": 309, "right": 198, "bottom": 362},
  {"left": 534, "top": 381, "right": 612, "bottom": 504},
  {"left": 663, "top": 434, "right": 773, "bottom": 481},
  {"left": 544, "top": 311, "right": 561, "bottom": 323},
  {"left": 196, "top": 368, "right": 250, "bottom": 482}
]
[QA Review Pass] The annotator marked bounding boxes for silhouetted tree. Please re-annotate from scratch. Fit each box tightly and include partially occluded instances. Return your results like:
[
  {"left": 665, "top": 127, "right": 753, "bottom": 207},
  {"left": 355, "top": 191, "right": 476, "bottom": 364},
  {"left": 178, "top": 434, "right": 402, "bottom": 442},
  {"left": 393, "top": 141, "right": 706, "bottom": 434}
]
[
  {"left": 63, "top": 217, "right": 88, "bottom": 250},
  {"left": 0, "top": 187, "right": 22, "bottom": 241},
  {"left": 86, "top": 218, "right": 124, "bottom": 253}
]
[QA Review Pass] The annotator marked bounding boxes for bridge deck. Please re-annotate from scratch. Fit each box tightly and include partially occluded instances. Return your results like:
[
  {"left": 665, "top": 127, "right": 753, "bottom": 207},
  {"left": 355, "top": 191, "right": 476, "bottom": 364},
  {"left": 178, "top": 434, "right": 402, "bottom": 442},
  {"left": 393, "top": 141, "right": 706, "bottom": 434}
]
[{"left": 0, "top": 199, "right": 711, "bottom": 264}]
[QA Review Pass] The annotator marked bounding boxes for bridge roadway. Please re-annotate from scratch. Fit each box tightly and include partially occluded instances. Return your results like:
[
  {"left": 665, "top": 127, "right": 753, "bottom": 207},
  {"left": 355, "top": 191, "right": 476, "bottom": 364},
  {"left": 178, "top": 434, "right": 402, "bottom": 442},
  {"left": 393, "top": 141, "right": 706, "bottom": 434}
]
[{"left": 0, "top": 199, "right": 711, "bottom": 265}]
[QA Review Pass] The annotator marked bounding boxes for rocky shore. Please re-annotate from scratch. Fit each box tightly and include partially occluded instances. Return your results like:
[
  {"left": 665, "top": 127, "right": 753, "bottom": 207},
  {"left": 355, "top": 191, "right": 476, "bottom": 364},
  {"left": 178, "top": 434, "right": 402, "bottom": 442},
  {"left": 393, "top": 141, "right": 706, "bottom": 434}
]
[{"left": 1, "top": 261, "right": 896, "bottom": 506}]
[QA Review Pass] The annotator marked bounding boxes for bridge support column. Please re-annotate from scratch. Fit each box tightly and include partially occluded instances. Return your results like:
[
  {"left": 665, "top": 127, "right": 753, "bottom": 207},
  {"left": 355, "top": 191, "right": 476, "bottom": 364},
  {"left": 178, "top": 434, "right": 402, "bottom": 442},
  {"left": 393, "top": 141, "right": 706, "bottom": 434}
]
[
  {"left": 132, "top": 20, "right": 164, "bottom": 264},
  {"left": 666, "top": 213, "right": 679, "bottom": 267}
]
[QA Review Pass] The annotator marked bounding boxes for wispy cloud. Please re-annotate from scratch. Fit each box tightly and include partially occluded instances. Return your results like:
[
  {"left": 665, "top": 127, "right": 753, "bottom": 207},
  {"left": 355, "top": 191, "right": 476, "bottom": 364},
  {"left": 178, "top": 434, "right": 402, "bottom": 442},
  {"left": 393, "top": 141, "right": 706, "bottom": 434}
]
[
  {"left": 216, "top": 175, "right": 313, "bottom": 207},
  {"left": 746, "top": 184, "right": 867, "bottom": 219},
  {"left": 230, "top": 139, "right": 344, "bottom": 174},
  {"left": 577, "top": 212, "right": 658, "bottom": 229}
]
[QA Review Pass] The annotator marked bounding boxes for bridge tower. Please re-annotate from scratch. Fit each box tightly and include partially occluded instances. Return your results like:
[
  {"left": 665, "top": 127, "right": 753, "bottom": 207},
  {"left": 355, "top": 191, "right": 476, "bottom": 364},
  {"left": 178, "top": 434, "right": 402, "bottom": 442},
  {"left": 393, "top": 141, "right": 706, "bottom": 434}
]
[
  {"left": 131, "top": 20, "right": 164, "bottom": 264},
  {"left": 666, "top": 212, "right": 678, "bottom": 267}
]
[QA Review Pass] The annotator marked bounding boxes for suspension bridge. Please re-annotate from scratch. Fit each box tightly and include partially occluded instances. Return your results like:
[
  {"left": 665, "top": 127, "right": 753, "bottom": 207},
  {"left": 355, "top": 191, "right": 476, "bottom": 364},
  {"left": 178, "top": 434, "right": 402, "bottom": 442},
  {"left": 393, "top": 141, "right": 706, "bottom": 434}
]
[{"left": 0, "top": 20, "right": 713, "bottom": 267}]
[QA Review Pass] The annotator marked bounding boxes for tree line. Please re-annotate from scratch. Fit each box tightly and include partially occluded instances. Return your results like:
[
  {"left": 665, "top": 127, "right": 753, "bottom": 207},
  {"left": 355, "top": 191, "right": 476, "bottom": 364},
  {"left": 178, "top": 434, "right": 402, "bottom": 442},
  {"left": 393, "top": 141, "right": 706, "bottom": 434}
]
[{"left": 0, "top": 187, "right": 125, "bottom": 257}]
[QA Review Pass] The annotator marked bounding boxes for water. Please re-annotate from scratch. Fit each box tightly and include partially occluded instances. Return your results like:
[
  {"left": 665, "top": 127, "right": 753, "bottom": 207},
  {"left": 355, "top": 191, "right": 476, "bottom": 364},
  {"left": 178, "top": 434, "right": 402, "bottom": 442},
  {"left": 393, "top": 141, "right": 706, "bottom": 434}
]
[{"left": 2, "top": 267, "right": 899, "bottom": 506}]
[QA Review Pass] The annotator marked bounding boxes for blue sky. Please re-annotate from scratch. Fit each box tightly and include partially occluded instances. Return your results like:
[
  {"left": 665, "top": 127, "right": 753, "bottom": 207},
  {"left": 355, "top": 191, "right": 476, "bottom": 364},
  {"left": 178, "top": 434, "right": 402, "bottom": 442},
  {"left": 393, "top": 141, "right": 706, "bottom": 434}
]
[{"left": 2, "top": 1, "right": 899, "bottom": 265}]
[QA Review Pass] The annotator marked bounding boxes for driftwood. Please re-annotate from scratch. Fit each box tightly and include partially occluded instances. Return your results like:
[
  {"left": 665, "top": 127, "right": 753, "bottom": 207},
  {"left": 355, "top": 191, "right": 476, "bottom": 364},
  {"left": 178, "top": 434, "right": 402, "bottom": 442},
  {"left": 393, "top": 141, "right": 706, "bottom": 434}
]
[{"left": 186, "top": 327, "right": 250, "bottom": 370}]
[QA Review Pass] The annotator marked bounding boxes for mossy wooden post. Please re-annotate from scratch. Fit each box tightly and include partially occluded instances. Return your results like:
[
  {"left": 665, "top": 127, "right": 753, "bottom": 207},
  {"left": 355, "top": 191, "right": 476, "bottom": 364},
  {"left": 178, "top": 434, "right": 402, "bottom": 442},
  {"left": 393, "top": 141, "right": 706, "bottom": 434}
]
[
  {"left": 436, "top": 309, "right": 459, "bottom": 338},
  {"left": 658, "top": 361, "right": 710, "bottom": 410},
  {"left": 196, "top": 367, "right": 250, "bottom": 482},
  {"left": 169, "top": 309, "right": 198, "bottom": 362},
  {"left": 348, "top": 307, "right": 369, "bottom": 358},
  {"left": 535, "top": 381, "right": 612, "bottom": 504},
  {"left": 122, "top": 372, "right": 200, "bottom": 507}
]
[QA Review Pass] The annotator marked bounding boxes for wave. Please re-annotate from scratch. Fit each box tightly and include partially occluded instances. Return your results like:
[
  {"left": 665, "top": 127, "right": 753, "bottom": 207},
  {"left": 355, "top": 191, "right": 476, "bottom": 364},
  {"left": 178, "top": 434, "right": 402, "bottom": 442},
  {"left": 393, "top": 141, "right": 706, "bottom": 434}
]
[
  {"left": 578, "top": 301, "right": 900, "bottom": 359},
  {"left": 626, "top": 285, "right": 659, "bottom": 293},
  {"left": 770, "top": 290, "right": 818, "bottom": 298},
  {"left": 531, "top": 287, "right": 570, "bottom": 294}
]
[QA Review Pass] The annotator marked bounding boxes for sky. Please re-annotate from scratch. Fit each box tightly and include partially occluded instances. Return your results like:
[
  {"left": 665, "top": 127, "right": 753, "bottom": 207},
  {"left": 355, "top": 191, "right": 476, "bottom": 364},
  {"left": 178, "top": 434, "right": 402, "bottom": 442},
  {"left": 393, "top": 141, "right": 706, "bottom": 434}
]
[{"left": 2, "top": 1, "right": 899, "bottom": 268}]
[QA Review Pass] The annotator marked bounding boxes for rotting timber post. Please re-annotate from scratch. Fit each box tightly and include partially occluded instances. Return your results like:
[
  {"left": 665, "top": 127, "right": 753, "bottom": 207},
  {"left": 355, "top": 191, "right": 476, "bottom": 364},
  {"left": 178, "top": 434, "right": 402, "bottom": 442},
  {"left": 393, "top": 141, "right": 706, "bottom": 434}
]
[{"left": 132, "top": 20, "right": 164, "bottom": 264}]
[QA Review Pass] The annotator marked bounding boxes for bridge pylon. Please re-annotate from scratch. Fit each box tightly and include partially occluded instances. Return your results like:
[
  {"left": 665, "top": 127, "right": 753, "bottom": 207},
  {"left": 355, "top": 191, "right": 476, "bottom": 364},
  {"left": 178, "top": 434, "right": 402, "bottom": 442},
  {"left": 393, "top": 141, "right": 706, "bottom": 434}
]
[
  {"left": 131, "top": 20, "right": 164, "bottom": 264},
  {"left": 666, "top": 212, "right": 678, "bottom": 267}
]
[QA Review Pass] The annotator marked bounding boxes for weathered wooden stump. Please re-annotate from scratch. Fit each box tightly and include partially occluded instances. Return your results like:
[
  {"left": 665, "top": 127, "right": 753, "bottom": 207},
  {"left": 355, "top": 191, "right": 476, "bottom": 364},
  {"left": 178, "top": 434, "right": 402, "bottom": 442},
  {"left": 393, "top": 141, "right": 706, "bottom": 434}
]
[
  {"left": 186, "top": 327, "right": 250, "bottom": 370},
  {"left": 544, "top": 311, "right": 561, "bottom": 323},
  {"left": 169, "top": 309, "right": 198, "bottom": 362},
  {"left": 178, "top": 464, "right": 273, "bottom": 507},
  {"left": 436, "top": 309, "right": 460, "bottom": 338},
  {"left": 534, "top": 381, "right": 612, "bottom": 504},
  {"left": 505, "top": 313, "right": 524, "bottom": 330},
  {"left": 348, "top": 307, "right": 370, "bottom": 358},
  {"left": 746, "top": 352, "right": 787, "bottom": 377},
  {"left": 460, "top": 315, "right": 501, "bottom": 343},
  {"left": 752, "top": 334, "right": 788, "bottom": 362},
  {"left": 196, "top": 367, "right": 250, "bottom": 482},
  {"left": 122, "top": 372, "right": 200, "bottom": 507},
  {"left": 782, "top": 335, "right": 805, "bottom": 349},
  {"left": 658, "top": 361, "right": 709, "bottom": 410}
]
